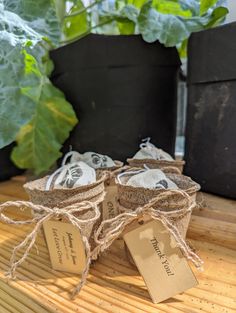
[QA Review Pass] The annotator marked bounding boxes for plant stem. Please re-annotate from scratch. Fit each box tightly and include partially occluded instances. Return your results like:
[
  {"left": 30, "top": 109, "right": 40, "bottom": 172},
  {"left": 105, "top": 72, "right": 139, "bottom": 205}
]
[
  {"left": 60, "top": 18, "right": 114, "bottom": 44},
  {"left": 63, "top": 0, "right": 105, "bottom": 19}
]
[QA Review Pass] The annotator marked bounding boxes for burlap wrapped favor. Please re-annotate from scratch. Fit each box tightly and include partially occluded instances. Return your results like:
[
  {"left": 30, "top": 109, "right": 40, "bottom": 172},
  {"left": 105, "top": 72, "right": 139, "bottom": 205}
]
[
  {"left": 127, "top": 158, "right": 185, "bottom": 174},
  {"left": 92, "top": 190, "right": 203, "bottom": 271},
  {"left": 24, "top": 171, "right": 107, "bottom": 244},
  {"left": 127, "top": 138, "right": 185, "bottom": 174},
  {"left": 0, "top": 172, "right": 107, "bottom": 299},
  {"left": 116, "top": 170, "right": 200, "bottom": 238}
]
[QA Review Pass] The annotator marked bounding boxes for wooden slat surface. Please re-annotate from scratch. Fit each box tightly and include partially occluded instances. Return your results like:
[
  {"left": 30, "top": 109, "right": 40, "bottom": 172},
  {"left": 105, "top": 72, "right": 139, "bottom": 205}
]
[{"left": 0, "top": 179, "right": 235, "bottom": 313}]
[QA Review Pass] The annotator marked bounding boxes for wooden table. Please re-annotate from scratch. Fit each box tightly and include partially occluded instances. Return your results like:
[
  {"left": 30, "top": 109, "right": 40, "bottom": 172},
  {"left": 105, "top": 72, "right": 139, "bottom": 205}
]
[{"left": 0, "top": 177, "right": 235, "bottom": 313}]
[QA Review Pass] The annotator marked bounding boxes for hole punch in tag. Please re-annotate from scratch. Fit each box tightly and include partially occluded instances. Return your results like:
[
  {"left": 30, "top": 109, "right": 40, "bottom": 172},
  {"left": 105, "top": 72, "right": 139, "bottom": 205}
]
[
  {"left": 43, "top": 220, "right": 86, "bottom": 274},
  {"left": 123, "top": 220, "right": 198, "bottom": 303}
]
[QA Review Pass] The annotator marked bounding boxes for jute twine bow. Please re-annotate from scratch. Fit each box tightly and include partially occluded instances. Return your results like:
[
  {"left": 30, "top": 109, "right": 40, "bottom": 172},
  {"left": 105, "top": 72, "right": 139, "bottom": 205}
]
[
  {"left": 0, "top": 199, "right": 102, "bottom": 299},
  {"left": 92, "top": 190, "right": 203, "bottom": 269}
]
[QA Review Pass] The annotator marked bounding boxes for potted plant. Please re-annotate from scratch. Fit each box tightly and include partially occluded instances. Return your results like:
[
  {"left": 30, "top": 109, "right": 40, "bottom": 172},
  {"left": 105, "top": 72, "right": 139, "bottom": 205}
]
[{"left": 0, "top": 0, "right": 228, "bottom": 179}]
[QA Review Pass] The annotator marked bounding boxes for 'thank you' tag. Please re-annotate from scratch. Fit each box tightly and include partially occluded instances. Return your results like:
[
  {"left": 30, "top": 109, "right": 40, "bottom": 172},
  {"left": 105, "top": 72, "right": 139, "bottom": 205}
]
[
  {"left": 43, "top": 220, "right": 86, "bottom": 274},
  {"left": 123, "top": 220, "right": 198, "bottom": 303}
]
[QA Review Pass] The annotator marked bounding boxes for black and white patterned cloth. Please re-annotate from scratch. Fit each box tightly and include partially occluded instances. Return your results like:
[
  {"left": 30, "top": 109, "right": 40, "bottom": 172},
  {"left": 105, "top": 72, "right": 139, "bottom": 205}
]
[
  {"left": 62, "top": 151, "right": 116, "bottom": 169},
  {"left": 46, "top": 161, "right": 96, "bottom": 190},
  {"left": 125, "top": 169, "right": 178, "bottom": 190},
  {"left": 133, "top": 138, "right": 174, "bottom": 161}
]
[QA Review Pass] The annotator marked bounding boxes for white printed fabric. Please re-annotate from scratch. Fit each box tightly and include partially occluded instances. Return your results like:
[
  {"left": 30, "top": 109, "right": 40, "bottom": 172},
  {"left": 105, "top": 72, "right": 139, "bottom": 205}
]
[
  {"left": 64, "top": 151, "right": 116, "bottom": 169},
  {"left": 126, "top": 169, "right": 178, "bottom": 190},
  {"left": 54, "top": 161, "right": 96, "bottom": 188},
  {"left": 133, "top": 138, "right": 174, "bottom": 161}
]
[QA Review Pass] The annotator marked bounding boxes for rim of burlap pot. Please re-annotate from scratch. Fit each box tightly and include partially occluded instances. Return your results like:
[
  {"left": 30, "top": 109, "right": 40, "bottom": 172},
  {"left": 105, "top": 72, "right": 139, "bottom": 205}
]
[
  {"left": 116, "top": 171, "right": 200, "bottom": 211},
  {"left": 24, "top": 172, "right": 107, "bottom": 208},
  {"left": 127, "top": 158, "right": 185, "bottom": 173},
  {"left": 118, "top": 195, "right": 193, "bottom": 239}
]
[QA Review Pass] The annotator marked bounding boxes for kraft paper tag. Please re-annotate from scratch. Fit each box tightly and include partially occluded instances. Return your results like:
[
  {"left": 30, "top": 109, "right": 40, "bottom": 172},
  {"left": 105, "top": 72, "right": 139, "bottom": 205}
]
[
  {"left": 43, "top": 220, "right": 86, "bottom": 274},
  {"left": 123, "top": 220, "right": 198, "bottom": 303},
  {"left": 102, "top": 185, "right": 120, "bottom": 220}
]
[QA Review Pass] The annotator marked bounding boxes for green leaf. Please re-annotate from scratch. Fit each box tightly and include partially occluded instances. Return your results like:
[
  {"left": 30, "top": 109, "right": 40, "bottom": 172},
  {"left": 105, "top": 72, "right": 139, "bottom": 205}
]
[
  {"left": 117, "top": 5, "right": 138, "bottom": 34},
  {"left": 127, "top": 0, "right": 148, "bottom": 9},
  {"left": 183, "top": 6, "right": 228, "bottom": 32},
  {"left": 62, "top": 0, "right": 89, "bottom": 42},
  {"left": 95, "top": 5, "right": 138, "bottom": 35},
  {"left": 136, "top": 0, "right": 228, "bottom": 47},
  {"left": 179, "top": 0, "right": 200, "bottom": 16},
  {"left": 0, "top": 3, "right": 44, "bottom": 148},
  {"left": 200, "top": 0, "right": 218, "bottom": 15},
  {"left": 3, "top": 0, "right": 60, "bottom": 44},
  {"left": 54, "top": 0, "right": 66, "bottom": 24},
  {"left": 205, "top": 6, "right": 228, "bottom": 28},
  {"left": 153, "top": 0, "right": 193, "bottom": 17},
  {"left": 138, "top": 0, "right": 189, "bottom": 46},
  {"left": 177, "top": 38, "right": 188, "bottom": 59},
  {"left": 0, "top": 0, "right": 61, "bottom": 148},
  {"left": 121, "top": 4, "right": 139, "bottom": 23},
  {"left": 118, "top": 20, "right": 135, "bottom": 34},
  {"left": 0, "top": 44, "right": 36, "bottom": 148},
  {"left": 11, "top": 52, "right": 78, "bottom": 174},
  {"left": 0, "top": 1, "right": 78, "bottom": 174}
]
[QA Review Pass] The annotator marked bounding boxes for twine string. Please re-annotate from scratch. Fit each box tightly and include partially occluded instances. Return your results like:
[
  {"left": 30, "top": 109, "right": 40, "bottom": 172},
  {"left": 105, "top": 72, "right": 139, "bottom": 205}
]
[
  {"left": 0, "top": 199, "right": 101, "bottom": 298},
  {"left": 0, "top": 189, "right": 203, "bottom": 299},
  {"left": 93, "top": 190, "right": 203, "bottom": 269}
]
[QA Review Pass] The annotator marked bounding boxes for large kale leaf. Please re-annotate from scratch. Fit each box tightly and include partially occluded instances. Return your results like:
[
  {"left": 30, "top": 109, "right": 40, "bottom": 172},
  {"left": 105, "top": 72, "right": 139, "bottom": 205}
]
[{"left": 0, "top": 0, "right": 78, "bottom": 173}]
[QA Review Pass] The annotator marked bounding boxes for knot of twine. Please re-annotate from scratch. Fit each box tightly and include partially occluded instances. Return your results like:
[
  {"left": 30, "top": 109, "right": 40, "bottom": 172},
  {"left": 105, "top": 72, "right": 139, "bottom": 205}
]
[
  {"left": 0, "top": 199, "right": 102, "bottom": 299},
  {"left": 103, "top": 165, "right": 130, "bottom": 183},
  {"left": 92, "top": 190, "right": 203, "bottom": 270}
]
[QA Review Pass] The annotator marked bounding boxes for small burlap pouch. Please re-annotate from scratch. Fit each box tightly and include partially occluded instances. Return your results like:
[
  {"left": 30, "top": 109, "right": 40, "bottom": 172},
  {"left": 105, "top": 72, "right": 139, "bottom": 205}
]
[
  {"left": 116, "top": 170, "right": 200, "bottom": 238},
  {"left": 127, "top": 158, "right": 185, "bottom": 174}
]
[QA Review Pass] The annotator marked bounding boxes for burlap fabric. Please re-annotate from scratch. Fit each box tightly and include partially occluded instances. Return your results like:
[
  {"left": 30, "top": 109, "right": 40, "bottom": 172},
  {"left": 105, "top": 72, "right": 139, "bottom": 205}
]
[
  {"left": 0, "top": 199, "right": 103, "bottom": 299},
  {"left": 24, "top": 172, "right": 107, "bottom": 245},
  {"left": 95, "top": 162, "right": 127, "bottom": 221},
  {"left": 0, "top": 172, "right": 107, "bottom": 298},
  {"left": 116, "top": 171, "right": 200, "bottom": 238},
  {"left": 92, "top": 190, "right": 203, "bottom": 271},
  {"left": 127, "top": 158, "right": 185, "bottom": 174},
  {"left": 95, "top": 160, "right": 124, "bottom": 185}
]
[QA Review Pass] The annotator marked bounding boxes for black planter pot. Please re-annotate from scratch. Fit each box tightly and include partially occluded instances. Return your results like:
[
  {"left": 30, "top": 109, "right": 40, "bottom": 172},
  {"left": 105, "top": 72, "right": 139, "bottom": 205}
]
[
  {"left": 0, "top": 144, "right": 23, "bottom": 181},
  {"left": 50, "top": 34, "right": 181, "bottom": 161},
  {"left": 184, "top": 22, "right": 236, "bottom": 199}
]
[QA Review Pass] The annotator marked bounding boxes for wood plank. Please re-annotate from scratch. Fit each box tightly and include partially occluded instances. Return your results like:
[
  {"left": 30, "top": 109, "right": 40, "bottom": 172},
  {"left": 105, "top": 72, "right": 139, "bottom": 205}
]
[
  {"left": 195, "top": 192, "right": 236, "bottom": 223},
  {"left": 0, "top": 178, "right": 235, "bottom": 313},
  {"left": 187, "top": 215, "right": 236, "bottom": 250},
  {"left": 0, "top": 180, "right": 27, "bottom": 200}
]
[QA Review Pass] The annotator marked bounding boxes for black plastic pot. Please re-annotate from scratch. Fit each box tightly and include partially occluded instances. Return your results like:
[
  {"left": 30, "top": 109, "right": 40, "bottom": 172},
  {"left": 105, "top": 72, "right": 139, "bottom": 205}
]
[
  {"left": 0, "top": 144, "right": 23, "bottom": 181},
  {"left": 50, "top": 34, "right": 180, "bottom": 161},
  {"left": 184, "top": 22, "right": 236, "bottom": 199}
]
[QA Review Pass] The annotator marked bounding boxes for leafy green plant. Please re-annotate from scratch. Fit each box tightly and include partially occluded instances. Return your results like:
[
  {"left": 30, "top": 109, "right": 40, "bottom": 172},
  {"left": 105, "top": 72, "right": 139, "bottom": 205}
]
[
  {"left": 61, "top": 0, "right": 228, "bottom": 52},
  {"left": 0, "top": 0, "right": 228, "bottom": 175},
  {"left": 0, "top": 0, "right": 78, "bottom": 174}
]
